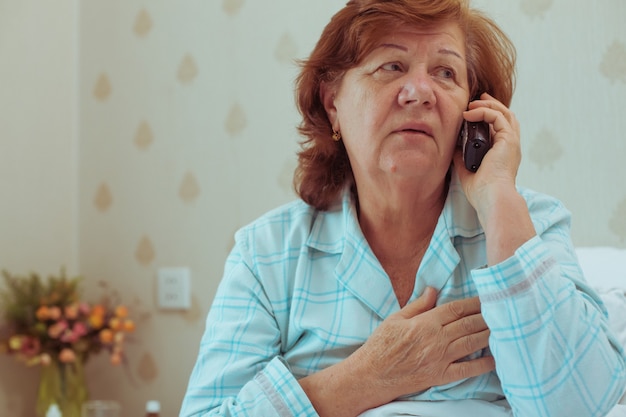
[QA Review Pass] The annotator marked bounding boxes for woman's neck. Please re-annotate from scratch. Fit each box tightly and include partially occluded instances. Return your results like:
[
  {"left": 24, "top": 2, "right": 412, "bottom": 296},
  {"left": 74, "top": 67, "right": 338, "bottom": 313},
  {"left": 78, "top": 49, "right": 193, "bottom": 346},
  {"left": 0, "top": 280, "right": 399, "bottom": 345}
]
[{"left": 356, "top": 179, "right": 448, "bottom": 266}]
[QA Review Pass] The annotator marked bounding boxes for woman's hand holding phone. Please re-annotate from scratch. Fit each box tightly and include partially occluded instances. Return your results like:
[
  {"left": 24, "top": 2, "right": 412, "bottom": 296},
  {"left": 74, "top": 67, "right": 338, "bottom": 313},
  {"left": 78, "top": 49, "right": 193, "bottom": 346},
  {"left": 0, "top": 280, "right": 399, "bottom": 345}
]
[
  {"left": 454, "top": 93, "right": 521, "bottom": 205},
  {"left": 453, "top": 93, "right": 534, "bottom": 266}
]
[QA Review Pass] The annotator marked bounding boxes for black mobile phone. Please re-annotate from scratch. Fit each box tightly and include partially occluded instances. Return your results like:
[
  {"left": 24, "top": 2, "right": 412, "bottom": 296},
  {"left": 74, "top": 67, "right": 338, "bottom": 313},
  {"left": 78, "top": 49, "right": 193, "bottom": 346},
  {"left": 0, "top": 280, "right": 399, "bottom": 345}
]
[{"left": 459, "top": 120, "right": 491, "bottom": 172}]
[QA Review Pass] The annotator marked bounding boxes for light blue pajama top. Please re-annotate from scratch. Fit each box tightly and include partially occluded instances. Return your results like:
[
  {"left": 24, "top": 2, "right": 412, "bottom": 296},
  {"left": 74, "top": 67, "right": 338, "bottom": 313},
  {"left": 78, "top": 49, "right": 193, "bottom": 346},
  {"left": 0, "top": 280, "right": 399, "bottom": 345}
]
[{"left": 180, "top": 172, "right": 626, "bottom": 417}]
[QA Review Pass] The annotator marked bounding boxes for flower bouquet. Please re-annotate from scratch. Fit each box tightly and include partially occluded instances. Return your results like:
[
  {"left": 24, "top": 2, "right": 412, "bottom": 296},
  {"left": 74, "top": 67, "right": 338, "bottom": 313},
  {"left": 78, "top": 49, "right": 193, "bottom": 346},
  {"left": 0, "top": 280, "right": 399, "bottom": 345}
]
[{"left": 0, "top": 269, "right": 135, "bottom": 417}]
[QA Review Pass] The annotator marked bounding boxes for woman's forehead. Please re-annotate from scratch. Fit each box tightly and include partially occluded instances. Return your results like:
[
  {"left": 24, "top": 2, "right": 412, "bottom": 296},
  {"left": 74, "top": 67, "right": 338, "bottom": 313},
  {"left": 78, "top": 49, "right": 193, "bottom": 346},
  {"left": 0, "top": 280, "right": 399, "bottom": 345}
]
[{"left": 360, "top": 22, "right": 466, "bottom": 59}]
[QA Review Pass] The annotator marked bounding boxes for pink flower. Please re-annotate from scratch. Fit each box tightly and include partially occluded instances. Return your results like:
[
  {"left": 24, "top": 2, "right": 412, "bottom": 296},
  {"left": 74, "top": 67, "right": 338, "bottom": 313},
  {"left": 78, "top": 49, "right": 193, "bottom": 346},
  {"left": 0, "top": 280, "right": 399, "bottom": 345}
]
[
  {"left": 60, "top": 330, "right": 76, "bottom": 343},
  {"left": 78, "top": 302, "right": 91, "bottom": 315},
  {"left": 72, "top": 322, "right": 88, "bottom": 337},
  {"left": 20, "top": 337, "right": 41, "bottom": 357},
  {"left": 1, "top": 271, "right": 140, "bottom": 370},
  {"left": 48, "top": 321, "right": 68, "bottom": 339}
]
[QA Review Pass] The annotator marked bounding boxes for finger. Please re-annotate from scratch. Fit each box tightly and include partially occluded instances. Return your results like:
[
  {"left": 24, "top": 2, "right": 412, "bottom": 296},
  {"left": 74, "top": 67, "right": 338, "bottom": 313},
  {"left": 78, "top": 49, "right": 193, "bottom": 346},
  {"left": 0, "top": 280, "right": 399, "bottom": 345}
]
[
  {"left": 435, "top": 297, "right": 482, "bottom": 325},
  {"left": 445, "top": 355, "right": 496, "bottom": 382},
  {"left": 443, "top": 313, "right": 489, "bottom": 339},
  {"left": 466, "top": 96, "right": 519, "bottom": 133},
  {"left": 446, "top": 329, "right": 491, "bottom": 361},
  {"left": 462, "top": 108, "right": 511, "bottom": 137},
  {"left": 468, "top": 93, "right": 509, "bottom": 114},
  {"left": 398, "top": 287, "right": 438, "bottom": 318}
]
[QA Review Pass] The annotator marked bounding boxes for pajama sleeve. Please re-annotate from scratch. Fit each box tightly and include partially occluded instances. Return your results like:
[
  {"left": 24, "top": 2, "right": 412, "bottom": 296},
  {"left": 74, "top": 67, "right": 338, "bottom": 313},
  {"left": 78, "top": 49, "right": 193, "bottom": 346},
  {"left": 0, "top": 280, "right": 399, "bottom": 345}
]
[
  {"left": 179, "top": 241, "right": 318, "bottom": 417},
  {"left": 472, "top": 197, "right": 626, "bottom": 417}
]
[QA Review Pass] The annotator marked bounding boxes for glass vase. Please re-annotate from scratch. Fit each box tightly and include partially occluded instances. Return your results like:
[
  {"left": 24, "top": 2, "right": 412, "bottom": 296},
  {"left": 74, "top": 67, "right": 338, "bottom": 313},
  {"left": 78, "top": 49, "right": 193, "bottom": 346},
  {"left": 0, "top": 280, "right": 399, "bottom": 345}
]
[{"left": 36, "top": 359, "right": 89, "bottom": 417}]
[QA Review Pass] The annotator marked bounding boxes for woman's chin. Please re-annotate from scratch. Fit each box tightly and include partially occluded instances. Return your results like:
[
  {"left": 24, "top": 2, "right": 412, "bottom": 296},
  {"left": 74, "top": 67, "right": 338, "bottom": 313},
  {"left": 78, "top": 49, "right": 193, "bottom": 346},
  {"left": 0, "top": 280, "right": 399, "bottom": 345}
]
[{"left": 382, "top": 156, "right": 449, "bottom": 178}]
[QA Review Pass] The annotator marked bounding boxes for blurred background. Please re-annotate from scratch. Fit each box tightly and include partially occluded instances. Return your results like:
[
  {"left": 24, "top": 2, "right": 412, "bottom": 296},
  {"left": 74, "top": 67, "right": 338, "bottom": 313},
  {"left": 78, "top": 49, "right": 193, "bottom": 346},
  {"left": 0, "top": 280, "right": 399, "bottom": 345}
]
[{"left": 1, "top": 0, "right": 624, "bottom": 415}]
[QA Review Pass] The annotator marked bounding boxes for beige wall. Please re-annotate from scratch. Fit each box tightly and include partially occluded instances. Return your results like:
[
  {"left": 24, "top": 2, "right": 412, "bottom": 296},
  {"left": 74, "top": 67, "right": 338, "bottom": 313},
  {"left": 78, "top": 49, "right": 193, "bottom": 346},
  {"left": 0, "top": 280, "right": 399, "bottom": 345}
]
[
  {"left": 1, "top": 1, "right": 625, "bottom": 416},
  {"left": 0, "top": 1, "right": 78, "bottom": 413}
]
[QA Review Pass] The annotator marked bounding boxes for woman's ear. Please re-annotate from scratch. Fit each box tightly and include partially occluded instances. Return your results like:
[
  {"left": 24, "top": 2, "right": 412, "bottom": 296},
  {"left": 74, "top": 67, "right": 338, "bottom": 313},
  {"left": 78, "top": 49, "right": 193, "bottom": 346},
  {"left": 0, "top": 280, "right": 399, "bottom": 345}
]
[{"left": 320, "top": 81, "right": 338, "bottom": 127}]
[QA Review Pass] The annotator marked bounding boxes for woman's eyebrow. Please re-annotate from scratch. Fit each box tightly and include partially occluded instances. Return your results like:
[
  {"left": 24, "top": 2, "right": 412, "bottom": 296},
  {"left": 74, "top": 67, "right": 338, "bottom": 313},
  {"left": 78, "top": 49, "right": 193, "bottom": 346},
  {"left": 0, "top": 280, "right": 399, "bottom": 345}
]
[
  {"left": 376, "top": 44, "right": 464, "bottom": 61},
  {"left": 439, "top": 48, "right": 464, "bottom": 60},
  {"left": 378, "top": 43, "right": 408, "bottom": 52}
]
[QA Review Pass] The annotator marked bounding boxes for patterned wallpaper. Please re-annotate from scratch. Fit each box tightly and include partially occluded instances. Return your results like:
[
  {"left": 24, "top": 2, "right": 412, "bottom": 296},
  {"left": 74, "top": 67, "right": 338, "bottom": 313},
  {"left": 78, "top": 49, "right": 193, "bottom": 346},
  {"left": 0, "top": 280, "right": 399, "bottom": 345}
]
[
  {"left": 495, "top": 0, "right": 626, "bottom": 246},
  {"left": 1, "top": 1, "right": 625, "bottom": 416}
]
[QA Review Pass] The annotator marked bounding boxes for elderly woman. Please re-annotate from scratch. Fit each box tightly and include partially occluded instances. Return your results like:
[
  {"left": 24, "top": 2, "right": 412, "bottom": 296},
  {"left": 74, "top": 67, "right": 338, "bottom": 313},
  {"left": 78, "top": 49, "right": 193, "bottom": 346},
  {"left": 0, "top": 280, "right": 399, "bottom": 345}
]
[{"left": 180, "top": 1, "right": 626, "bottom": 416}]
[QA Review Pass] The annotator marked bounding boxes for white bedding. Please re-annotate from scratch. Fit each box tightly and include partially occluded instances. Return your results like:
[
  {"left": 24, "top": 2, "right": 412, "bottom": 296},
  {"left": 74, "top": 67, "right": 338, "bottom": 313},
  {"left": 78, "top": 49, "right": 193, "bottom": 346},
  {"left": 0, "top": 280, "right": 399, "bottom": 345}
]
[
  {"left": 359, "top": 399, "right": 626, "bottom": 417},
  {"left": 359, "top": 247, "right": 626, "bottom": 416},
  {"left": 576, "top": 247, "right": 626, "bottom": 356},
  {"left": 577, "top": 247, "right": 626, "bottom": 411}
]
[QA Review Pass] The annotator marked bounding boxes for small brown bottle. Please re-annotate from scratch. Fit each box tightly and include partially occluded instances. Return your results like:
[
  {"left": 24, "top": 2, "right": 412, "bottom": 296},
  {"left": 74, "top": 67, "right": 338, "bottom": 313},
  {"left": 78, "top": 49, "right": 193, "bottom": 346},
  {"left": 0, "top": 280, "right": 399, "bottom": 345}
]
[{"left": 145, "top": 400, "right": 160, "bottom": 417}]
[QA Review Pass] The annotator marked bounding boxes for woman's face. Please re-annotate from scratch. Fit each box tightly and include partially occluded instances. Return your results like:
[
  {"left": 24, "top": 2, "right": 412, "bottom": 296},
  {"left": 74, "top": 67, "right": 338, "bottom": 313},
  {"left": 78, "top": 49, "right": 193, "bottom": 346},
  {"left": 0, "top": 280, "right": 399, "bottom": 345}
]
[{"left": 324, "top": 21, "right": 470, "bottom": 189}]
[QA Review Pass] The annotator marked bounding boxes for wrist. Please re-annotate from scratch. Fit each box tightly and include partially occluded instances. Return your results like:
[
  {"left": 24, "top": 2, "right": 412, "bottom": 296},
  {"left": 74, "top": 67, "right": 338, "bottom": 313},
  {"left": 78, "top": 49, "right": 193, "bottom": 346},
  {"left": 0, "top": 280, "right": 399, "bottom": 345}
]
[
  {"left": 476, "top": 187, "right": 536, "bottom": 265},
  {"left": 298, "top": 350, "right": 397, "bottom": 417}
]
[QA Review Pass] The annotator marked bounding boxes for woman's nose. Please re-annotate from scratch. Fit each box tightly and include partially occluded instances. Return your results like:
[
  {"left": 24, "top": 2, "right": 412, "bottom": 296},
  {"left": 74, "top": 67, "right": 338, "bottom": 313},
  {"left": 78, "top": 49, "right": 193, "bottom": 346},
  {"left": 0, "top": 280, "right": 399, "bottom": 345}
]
[{"left": 397, "top": 70, "right": 436, "bottom": 107}]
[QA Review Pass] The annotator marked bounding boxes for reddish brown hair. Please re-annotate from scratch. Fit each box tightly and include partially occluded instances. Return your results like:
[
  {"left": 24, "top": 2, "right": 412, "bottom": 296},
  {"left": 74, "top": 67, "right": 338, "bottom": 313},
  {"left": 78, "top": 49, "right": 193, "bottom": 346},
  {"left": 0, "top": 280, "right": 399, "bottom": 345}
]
[{"left": 294, "top": 0, "right": 516, "bottom": 210}]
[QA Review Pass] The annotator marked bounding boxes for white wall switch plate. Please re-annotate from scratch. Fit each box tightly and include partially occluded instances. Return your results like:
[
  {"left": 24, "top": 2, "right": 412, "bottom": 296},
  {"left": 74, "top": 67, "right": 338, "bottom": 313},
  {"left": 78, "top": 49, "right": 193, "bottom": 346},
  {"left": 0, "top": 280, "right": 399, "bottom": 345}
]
[{"left": 157, "top": 267, "right": 191, "bottom": 310}]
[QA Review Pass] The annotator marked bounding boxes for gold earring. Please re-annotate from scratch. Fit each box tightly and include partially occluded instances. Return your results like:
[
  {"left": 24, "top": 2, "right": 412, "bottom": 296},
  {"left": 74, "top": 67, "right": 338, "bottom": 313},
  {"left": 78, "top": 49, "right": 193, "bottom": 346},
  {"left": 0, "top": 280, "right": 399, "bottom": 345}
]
[{"left": 332, "top": 129, "right": 342, "bottom": 141}]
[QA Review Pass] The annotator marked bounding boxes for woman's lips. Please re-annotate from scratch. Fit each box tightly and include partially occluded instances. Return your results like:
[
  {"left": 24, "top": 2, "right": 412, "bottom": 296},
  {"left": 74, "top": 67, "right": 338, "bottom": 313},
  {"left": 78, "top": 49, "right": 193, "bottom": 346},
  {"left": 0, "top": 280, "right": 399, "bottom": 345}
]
[{"left": 393, "top": 123, "right": 433, "bottom": 138}]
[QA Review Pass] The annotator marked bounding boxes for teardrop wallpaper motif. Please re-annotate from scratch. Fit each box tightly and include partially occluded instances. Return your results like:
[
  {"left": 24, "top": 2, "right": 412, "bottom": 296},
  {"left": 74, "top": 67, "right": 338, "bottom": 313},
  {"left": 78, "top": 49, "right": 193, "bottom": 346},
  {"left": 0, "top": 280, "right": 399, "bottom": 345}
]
[{"left": 600, "top": 40, "right": 626, "bottom": 84}]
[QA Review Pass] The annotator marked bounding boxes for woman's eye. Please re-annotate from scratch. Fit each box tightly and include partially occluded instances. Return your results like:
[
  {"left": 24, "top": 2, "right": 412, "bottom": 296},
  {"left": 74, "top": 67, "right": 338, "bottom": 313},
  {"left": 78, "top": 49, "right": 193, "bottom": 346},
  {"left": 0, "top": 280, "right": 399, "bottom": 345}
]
[
  {"left": 435, "top": 67, "right": 456, "bottom": 79},
  {"left": 380, "top": 62, "right": 403, "bottom": 72}
]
